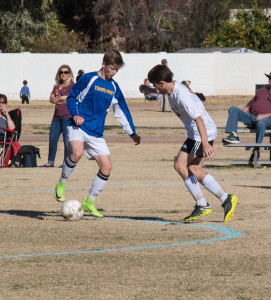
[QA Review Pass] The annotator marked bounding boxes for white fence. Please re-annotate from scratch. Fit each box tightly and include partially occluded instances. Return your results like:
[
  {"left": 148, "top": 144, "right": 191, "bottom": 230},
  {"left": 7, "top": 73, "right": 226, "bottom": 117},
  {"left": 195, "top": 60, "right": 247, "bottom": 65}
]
[{"left": 0, "top": 51, "right": 270, "bottom": 100}]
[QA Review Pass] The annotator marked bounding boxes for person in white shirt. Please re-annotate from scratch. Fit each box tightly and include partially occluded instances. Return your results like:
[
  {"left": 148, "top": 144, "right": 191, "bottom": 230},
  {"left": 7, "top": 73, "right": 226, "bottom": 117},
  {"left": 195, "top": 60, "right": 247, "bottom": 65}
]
[{"left": 139, "top": 64, "right": 238, "bottom": 222}]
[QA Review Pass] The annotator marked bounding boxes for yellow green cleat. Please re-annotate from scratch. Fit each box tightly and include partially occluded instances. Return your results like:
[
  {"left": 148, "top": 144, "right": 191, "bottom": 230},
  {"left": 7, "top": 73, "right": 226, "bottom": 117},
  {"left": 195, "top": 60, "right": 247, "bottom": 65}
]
[
  {"left": 82, "top": 197, "right": 103, "bottom": 218},
  {"left": 55, "top": 181, "right": 66, "bottom": 202}
]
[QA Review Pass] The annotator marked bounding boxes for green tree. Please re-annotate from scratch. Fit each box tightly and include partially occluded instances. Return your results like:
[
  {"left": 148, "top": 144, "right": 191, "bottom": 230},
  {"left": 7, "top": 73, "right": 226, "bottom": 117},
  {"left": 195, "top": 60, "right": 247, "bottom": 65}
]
[
  {"left": 0, "top": 10, "right": 45, "bottom": 52},
  {"left": 0, "top": 10, "right": 87, "bottom": 53},
  {"left": 30, "top": 12, "right": 88, "bottom": 53},
  {"left": 202, "top": 2, "right": 271, "bottom": 52}
]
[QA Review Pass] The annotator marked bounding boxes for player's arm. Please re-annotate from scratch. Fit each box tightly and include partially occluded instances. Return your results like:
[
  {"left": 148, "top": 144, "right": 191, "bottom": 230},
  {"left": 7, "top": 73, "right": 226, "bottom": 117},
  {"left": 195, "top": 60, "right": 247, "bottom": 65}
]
[
  {"left": 66, "top": 79, "right": 88, "bottom": 125},
  {"left": 113, "top": 102, "right": 141, "bottom": 145},
  {"left": 113, "top": 89, "right": 140, "bottom": 145},
  {"left": 195, "top": 116, "right": 215, "bottom": 160}
]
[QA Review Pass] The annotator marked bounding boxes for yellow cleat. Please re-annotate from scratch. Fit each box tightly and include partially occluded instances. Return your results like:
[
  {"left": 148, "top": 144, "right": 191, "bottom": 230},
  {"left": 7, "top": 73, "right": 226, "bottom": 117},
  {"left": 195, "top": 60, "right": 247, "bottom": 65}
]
[
  {"left": 82, "top": 197, "right": 103, "bottom": 218},
  {"left": 222, "top": 194, "right": 238, "bottom": 222},
  {"left": 184, "top": 204, "right": 212, "bottom": 222},
  {"left": 55, "top": 181, "right": 66, "bottom": 202}
]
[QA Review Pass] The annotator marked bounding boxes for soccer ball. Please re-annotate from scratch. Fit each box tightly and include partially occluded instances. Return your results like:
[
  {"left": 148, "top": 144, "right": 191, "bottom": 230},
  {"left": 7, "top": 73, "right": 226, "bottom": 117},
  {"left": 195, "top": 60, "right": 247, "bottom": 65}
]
[{"left": 61, "top": 200, "right": 84, "bottom": 221}]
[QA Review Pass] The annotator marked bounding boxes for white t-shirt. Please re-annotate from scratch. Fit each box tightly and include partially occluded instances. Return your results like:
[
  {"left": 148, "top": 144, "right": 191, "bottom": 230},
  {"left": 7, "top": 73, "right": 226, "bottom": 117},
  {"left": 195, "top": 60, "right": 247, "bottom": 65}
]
[{"left": 168, "top": 82, "right": 217, "bottom": 141}]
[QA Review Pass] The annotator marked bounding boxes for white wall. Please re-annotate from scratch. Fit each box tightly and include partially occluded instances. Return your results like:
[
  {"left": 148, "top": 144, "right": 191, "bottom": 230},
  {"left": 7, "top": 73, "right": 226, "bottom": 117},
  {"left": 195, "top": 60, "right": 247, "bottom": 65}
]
[{"left": 0, "top": 51, "right": 270, "bottom": 100}]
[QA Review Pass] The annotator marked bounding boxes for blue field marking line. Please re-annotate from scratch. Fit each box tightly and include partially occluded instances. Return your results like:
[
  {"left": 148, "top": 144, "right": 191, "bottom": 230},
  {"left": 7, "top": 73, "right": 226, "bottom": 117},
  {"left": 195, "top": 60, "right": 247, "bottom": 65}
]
[
  {"left": 0, "top": 217, "right": 243, "bottom": 259},
  {"left": 1, "top": 176, "right": 271, "bottom": 196}
]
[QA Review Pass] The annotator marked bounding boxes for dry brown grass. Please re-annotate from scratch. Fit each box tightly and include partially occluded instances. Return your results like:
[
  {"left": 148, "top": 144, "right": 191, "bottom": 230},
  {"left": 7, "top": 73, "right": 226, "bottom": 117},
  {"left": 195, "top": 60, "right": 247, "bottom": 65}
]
[{"left": 1, "top": 99, "right": 271, "bottom": 299}]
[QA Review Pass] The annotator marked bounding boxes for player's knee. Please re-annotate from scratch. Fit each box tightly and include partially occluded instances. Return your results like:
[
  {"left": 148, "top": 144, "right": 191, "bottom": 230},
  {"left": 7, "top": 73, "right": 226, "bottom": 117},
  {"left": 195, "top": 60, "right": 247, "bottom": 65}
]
[
  {"left": 174, "top": 161, "right": 186, "bottom": 176},
  {"left": 70, "top": 149, "right": 83, "bottom": 162},
  {"left": 100, "top": 161, "right": 112, "bottom": 176},
  {"left": 188, "top": 165, "right": 201, "bottom": 177}
]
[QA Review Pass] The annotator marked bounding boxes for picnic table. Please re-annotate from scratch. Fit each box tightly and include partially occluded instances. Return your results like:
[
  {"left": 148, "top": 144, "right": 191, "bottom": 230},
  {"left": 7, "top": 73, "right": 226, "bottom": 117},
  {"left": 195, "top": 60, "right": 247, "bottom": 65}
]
[{"left": 223, "top": 127, "right": 271, "bottom": 168}]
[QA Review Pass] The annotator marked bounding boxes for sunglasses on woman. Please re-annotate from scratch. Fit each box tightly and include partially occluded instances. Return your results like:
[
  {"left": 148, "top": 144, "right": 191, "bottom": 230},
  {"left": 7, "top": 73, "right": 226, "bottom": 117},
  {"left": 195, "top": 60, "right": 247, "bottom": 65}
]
[
  {"left": 0, "top": 101, "right": 7, "bottom": 104},
  {"left": 59, "top": 71, "right": 70, "bottom": 75}
]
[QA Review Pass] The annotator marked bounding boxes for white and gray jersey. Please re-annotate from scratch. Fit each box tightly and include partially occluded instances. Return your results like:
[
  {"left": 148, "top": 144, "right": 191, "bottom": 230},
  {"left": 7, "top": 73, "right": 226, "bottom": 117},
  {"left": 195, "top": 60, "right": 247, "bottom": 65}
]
[{"left": 168, "top": 82, "right": 217, "bottom": 141}]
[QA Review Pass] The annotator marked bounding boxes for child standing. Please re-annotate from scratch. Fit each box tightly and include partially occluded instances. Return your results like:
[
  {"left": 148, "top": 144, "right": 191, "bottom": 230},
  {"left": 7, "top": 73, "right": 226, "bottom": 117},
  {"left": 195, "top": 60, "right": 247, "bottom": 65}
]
[
  {"left": 140, "top": 64, "right": 238, "bottom": 222},
  {"left": 55, "top": 50, "right": 140, "bottom": 218},
  {"left": 20, "top": 80, "right": 30, "bottom": 104}
]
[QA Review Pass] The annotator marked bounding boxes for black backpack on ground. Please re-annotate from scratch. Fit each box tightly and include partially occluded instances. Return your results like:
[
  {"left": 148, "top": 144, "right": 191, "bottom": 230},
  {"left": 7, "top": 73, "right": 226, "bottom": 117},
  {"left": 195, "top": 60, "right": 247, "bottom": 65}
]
[{"left": 12, "top": 145, "right": 41, "bottom": 168}]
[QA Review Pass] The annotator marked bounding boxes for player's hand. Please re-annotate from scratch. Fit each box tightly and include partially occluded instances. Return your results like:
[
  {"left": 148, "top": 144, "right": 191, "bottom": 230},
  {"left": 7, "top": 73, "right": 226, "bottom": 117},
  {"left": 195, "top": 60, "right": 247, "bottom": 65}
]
[
  {"left": 131, "top": 134, "right": 141, "bottom": 145},
  {"left": 203, "top": 144, "right": 215, "bottom": 160},
  {"left": 73, "top": 115, "right": 84, "bottom": 126}
]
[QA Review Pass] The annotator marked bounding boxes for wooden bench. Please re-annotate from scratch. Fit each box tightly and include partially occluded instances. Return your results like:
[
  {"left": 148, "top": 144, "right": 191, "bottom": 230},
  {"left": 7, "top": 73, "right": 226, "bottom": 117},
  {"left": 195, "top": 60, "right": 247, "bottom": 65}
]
[{"left": 223, "top": 128, "right": 271, "bottom": 168}]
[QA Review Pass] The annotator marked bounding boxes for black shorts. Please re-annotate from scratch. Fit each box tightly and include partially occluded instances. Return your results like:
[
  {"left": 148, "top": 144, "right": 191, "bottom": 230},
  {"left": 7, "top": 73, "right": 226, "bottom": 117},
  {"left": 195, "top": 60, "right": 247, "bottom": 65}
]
[{"left": 180, "top": 138, "right": 214, "bottom": 157}]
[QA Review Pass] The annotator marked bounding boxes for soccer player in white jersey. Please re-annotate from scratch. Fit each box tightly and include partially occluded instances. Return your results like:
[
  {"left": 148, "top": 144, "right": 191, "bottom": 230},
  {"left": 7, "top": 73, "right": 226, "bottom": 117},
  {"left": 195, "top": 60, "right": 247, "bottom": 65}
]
[
  {"left": 139, "top": 64, "right": 237, "bottom": 222},
  {"left": 55, "top": 50, "right": 140, "bottom": 218}
]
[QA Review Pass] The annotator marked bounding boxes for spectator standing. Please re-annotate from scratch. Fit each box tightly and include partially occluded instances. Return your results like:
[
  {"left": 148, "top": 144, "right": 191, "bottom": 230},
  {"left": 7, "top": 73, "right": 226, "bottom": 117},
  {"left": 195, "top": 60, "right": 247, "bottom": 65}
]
[
  {"left": 42, "top": 64, "right": 74, "bottom": 167},
  {"left": 20, "top": 80, "right": 30, "bottom": 104}
]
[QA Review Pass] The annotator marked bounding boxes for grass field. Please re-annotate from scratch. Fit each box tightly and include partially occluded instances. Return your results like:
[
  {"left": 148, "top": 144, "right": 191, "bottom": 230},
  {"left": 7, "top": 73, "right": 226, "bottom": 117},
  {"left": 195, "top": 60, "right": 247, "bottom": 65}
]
[{"left": 1, "top": 97, "right": 271, "bottom": 299}]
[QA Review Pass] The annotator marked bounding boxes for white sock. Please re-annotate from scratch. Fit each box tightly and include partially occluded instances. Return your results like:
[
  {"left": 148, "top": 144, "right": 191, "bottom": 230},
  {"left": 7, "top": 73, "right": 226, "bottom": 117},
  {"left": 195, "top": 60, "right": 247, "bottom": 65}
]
[
  {"left": 184, "top": 175, "right": 208, "bottom": 206},
  {"left": 60, "top": 156, "right": 77, "bottom": 183},
  {"left": 202, "top": 174, "right": 228, "bottom": 203},
  {"left": 88, "top": 171, "right": 109, "bottom": 200}
]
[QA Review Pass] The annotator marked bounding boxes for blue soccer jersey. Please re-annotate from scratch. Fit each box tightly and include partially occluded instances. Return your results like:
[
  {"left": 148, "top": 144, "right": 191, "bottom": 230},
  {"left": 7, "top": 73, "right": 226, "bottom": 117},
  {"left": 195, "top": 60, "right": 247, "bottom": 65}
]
[{"left": 67, "top": 72, "right": 136, "bottom": 138}]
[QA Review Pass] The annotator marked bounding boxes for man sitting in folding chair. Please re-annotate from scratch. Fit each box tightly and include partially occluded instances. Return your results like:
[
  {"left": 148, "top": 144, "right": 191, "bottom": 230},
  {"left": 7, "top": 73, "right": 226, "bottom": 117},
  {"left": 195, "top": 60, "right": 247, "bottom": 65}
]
[{"left": 0, "top": 94, "right": 21, "bottom": 167}]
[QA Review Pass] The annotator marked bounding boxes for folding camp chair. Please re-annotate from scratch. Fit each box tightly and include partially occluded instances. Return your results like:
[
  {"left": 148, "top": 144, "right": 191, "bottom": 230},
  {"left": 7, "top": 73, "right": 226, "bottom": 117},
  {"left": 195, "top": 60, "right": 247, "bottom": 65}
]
[{"left": 0, "top": 109, "right": 22, "bottom": 167}]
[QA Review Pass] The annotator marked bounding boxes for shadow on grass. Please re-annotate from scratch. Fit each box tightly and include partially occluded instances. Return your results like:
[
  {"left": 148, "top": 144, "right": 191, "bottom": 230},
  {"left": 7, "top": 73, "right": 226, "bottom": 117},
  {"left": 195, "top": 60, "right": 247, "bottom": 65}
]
[
  {"left": 235, "top": 185, "right": 271, "bottom": 189},
  {"left": 104, "top": 215, "right": 216, "bottom": 224},
  {"left": 0, "top": 210, "right": 226, "bottom": 224},
  {"left": 106, "top": 215, "right": 169, "bottom": 222},
  {"left": 0, "top": 210, "right": 58, "bottom": 219}
]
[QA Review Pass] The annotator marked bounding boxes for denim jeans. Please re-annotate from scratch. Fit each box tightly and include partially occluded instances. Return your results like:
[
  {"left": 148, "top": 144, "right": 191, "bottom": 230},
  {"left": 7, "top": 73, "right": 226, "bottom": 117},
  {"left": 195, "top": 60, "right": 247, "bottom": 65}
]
[
  {"left": 225, "top": 106, "right": 271, "bottom": 143},
  {"left": 48, "top": 117, "right": 71, "bottom": 165}
]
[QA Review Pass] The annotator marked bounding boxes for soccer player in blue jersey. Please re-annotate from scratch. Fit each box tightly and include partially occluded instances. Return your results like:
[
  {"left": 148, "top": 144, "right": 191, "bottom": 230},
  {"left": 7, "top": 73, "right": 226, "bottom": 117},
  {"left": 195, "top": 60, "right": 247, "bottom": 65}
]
[{"left": 55, "top": 50, "right": 141, "bottom": 218}]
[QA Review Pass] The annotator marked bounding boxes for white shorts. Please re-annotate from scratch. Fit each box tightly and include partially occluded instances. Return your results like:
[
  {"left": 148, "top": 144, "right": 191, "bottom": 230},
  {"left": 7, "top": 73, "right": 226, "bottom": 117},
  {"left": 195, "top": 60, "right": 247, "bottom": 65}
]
[{"left": 67, "top": 126, "right": 110, "bottom": 160}]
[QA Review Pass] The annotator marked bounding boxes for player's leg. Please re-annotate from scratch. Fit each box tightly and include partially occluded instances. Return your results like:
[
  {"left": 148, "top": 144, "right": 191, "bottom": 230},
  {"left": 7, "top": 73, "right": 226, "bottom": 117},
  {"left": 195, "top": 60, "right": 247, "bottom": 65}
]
[
  {"left": 55, "top": 140, "right": 84, "bottom": 202},
  {"left": 174, "top": 149, "right": 212, "bottom": 222},
  {"left": 82, "top": 136, "right": 111, "bottom": 218},
  {"left": 55, "top": 126, "right": 84, "bottom": 202},
  {"left": 189, "top": 151, "right": 238, "bottom": 222}
]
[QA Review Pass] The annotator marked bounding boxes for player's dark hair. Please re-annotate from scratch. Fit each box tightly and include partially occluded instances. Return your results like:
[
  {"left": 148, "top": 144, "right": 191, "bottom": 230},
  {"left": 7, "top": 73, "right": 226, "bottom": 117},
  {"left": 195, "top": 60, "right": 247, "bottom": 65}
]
[
  {"left": 148, "top": 65, "right": 173, "bottom": 84},
  {"left": 23, "top": 80, "right": 27, "bottom": 85},
  {"left": 103, "top": 49, "right": 124, "bottom": 68}
]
